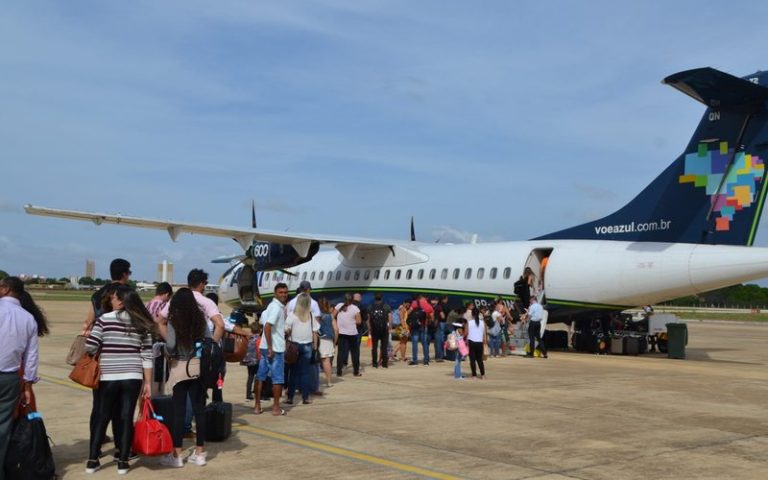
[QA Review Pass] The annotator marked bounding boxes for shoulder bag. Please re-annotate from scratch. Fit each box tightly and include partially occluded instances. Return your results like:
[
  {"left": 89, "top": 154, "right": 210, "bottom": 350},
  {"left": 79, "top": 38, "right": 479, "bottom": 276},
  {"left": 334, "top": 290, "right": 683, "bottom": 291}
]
[
  {"left": 65, "top": 335, "right": 87, "bottom": 366},
  {"left": 69, "top": 352, "right": 100, "bottom": 389}
]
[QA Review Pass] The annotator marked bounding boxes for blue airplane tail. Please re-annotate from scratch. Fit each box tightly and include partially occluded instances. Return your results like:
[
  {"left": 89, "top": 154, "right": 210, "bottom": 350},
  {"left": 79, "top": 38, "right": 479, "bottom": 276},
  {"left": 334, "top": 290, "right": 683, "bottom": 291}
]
[{"left": 537, "top": 67, "right": 768, "bottom": 246}]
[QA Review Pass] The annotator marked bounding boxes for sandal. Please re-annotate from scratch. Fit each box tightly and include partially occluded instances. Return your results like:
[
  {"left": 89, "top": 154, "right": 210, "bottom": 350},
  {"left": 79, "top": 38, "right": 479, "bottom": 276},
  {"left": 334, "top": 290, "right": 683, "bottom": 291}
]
[{"left": 272, "top": 408, "right": 286, "bottom": 416}]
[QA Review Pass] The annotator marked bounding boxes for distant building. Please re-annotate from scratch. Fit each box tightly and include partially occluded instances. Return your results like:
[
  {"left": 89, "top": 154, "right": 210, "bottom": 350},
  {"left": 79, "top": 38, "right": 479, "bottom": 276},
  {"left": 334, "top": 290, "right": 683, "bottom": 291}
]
[
  {"left": 157, "top": 260, "right": 173, "bottom": 284},
  {"left": 85, "top": 259, "right": 95, "bottom": 278}
]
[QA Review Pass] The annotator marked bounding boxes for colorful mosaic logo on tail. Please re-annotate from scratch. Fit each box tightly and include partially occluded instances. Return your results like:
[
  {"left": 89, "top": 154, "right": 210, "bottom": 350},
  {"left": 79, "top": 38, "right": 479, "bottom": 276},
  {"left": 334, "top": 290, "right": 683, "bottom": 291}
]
[{"left": 679, "top": 142, "right": 765, "bottom": 231}]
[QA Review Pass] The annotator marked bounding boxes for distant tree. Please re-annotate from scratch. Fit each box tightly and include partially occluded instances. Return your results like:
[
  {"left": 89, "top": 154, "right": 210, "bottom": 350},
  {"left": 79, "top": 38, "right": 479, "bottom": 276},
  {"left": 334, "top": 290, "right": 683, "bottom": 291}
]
[
  {"left": 58, "top": 277, "right": 69, "bottom": 283},
  {"left": 93, "top": 278, "right": 107, "bottom": 286},
  {"left": 80, "top": 276, "right": 95, "bottom": 286},
  {"left": 0, "top": 270, "right": 8, "bottom": 280}
]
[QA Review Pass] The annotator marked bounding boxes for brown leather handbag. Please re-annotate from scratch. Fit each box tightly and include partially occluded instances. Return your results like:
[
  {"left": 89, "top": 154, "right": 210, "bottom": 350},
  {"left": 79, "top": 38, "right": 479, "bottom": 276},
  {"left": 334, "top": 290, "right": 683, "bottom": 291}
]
[
  {"left": 222, "top": 332, "right": 248, "bottom": 363},
  {"left": 68, "top": 353, "right": 100, "bottom": 389}
]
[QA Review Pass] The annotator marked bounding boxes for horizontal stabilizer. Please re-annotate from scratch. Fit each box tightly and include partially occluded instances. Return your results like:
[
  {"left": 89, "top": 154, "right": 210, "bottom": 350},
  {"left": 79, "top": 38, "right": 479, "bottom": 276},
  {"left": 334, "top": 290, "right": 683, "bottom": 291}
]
[{"left": 663, "top": 67, "right": 768, "bottom": 113}]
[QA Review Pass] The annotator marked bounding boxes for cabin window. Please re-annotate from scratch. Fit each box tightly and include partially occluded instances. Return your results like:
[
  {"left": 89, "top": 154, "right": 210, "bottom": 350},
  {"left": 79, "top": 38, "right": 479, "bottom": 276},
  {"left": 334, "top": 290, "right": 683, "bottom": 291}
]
[
  {"left": 465, "top": 268, "right": 472, "bottom": 279},
  {"left": 503, "top": 267, "right": 511, "bottom": 279},
  {"left": 477, "top": 268, "right": 485, "bottom": 280},
  {"left": 429, "top": 268, "right": 436, "bottom": 280},
  {"left": 345, "top": 271, "right": 352, "bottom": 281},
  {"left": 417, "top": 269, "right": 424, "bottom": 280},
  {"left": 384, "top": 270, "right": 390, "bottom": 280},
  {"left": 453, "top": 268, "right": 460, "bottom": 280},
  {"left": 441, "top": 268, "right": 448, "bottom": 280},
  {"left": 354, "top": 270, "right": 360, "bottom": 280},
  {"left": 406, "top": 269, "right": 413, "bottom": 280},
  {"left": 490, "top": 267, "right": 497, "bottom": 279},
  {"left": 395, "top": 270, "right": 402, "bottom": 280},
  {"left": 335, "top": 271, "right": 342, "bottom": 281},
  {"left": 364, "top": 270, "right": 370, "bottom": 280},
  {"left": 264, "top": 272, "right": 270, "bottom": 282},
  {"left": 328, "top": 271, "right": 333, "bottom": 281},
  {"left": 373, "top": 270, "right": 380, "bottom": 280},
  {"left": 318, "top": 271, "right": 324, "bottom": 281},
  {"left": 310, "top": 271, "right": 316, "bottom": 281},
  {"left": 301, "top": 272, "right": 307, "bottom": 281}
]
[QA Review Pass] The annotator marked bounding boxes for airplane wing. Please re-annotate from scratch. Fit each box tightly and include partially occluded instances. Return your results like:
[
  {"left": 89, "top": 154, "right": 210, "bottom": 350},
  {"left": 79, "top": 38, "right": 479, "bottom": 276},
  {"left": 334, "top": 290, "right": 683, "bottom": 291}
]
[{"left": 24, "top": 204, "right": 404, "bottom": 258}]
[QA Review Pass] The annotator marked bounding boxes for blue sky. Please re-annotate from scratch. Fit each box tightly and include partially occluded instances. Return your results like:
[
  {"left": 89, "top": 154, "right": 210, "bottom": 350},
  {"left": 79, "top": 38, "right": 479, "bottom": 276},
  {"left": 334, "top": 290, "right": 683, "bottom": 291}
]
[{"left": 2, "top": 1, "right": 768, "bottom": 282}]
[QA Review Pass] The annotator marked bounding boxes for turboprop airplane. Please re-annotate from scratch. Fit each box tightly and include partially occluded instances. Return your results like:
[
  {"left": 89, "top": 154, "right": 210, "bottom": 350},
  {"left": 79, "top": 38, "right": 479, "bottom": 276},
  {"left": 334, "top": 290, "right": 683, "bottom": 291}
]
[{"left": 24, "top": 67, "right": 768, "bottom": 323}]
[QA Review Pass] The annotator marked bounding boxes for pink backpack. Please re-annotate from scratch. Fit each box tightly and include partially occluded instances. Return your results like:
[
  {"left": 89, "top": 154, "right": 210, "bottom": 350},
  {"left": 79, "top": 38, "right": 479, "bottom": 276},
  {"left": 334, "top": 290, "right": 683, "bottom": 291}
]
[{"left": 457, "top": 337, "right": 469, "bottom": 357}]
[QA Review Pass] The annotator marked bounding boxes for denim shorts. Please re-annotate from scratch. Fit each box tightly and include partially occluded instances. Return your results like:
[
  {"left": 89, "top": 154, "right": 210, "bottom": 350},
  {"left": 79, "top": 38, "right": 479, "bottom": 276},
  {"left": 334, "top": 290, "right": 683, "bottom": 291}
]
[{"left": 257, "top": 349, "right": 285, "bottom": 385}]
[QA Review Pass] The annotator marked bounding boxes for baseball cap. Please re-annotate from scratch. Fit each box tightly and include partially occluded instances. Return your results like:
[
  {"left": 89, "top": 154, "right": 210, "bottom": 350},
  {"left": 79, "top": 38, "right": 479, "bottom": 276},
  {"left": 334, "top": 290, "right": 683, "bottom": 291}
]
[{"left": 299, "top": 280, "right": 312, "bottom": 291}]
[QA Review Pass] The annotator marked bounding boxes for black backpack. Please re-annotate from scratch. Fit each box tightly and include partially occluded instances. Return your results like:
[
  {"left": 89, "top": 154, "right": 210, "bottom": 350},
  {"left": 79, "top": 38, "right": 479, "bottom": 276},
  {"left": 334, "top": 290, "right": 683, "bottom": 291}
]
[
  {"left": 5, "top": 412, "right": 56, "bottom": 480},
  {"left": 407, "top": 307, "right": 425, "bottom": 330},
  {"left": 188, "top": 338, "right": 224, "bottom": 389},
  {"left": 369, "top": 303, "right": 388, "bottom": 333}
]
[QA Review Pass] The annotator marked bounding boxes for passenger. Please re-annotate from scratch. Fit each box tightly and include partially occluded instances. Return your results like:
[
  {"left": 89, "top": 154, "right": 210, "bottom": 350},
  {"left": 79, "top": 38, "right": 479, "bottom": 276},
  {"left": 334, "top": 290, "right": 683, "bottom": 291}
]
[
  {"left": 317, "top": 298, "right": 337, "bottom": 387},
  {"left": 488, "top": 304, "right": 503, "bottom": 357},
  {"left": 433, "top": 296, "right": 450, "bottom": 363},
  {"left": 287, "top": 282, "right": 322, "bottom": 396},
  {"left": 408, "top": 294, "right": 433, "bottom": 366},
  {"left": 336, "top": 294, "right": 362, "bottom": 377},
  {"left": 146, "top": 282, "right": 173, "bottom": 320},
  {"left": 159, "top": 288, "right": 210, "bottom": 468},
  {"left": 367, "top": 293, "right": 391, "bottom": 368},
  {"left": 451, "top": 321, "right": 466, "bottom": 379},
  {"left": 352, "top": 293, "right": 368, "bottom": 362},
  {"left": 465, "top": 304, "right": 487, "bottom": 379},
  {"left": 0, "top": 277, "right": 42, "bottom": 471},
  {"left": 525, "top": 297, "right": 548, "bottom": 359},
  {"left": 285, "top": 293, "right": 319, "bottom": 405},
  {"left": 85, "top": 286, "right": 154, "bottom": 474},
  {"left": 243, "top": 322, "right": 262, "bottom": 400},
  {"left": 82, "top": 259, "right": 132, "bottom": 451},
  {"left": 462, "top": 302, "right": 475, "bottom": 322},
  {"left": 395, "top": 299, "right": 410, "bottom": 362},
  {"left": 254, "top": 282, "right": 289, "bottom": 416}
]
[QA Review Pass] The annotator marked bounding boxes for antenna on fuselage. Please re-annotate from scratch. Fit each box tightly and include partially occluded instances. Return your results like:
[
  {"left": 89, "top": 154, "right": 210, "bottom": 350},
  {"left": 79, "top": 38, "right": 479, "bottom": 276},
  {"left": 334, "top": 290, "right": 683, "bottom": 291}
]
[{"left": 410, "top": 216, "right": 416, "bottom": 241}]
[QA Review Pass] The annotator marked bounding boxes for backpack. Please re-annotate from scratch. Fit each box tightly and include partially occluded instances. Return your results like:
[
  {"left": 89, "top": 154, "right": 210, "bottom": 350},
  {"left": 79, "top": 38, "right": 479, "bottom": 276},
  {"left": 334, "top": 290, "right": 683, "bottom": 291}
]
[
  {"left": 369, "top": 303, "right": 388, "bottom": 333},
  {"left": 407, "top": 307, "right": 425, "bottom": 330},
  {"left": 513, "top": 277, "right": 527, "bottom": 298},
  {"left": 189, "top": 338, "right": 224, "bottom": 390},
  {"left": 5, "top": 411, "right": 56, "bottom": 480},
  {"left": 446, "top": 332, "right": 458, "bottom": 351}
]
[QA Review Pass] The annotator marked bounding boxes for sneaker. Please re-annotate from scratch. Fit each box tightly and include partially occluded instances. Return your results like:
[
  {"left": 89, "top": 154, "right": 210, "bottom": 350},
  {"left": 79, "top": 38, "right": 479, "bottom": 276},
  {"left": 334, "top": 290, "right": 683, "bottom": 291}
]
[
  {"left": 85, "top": 459, "right": 100, "bottom": 474},
  {"left": 159, "top": 453, "right": 184, "bottom": 468},
  {"left": 188, "top": 451, "right": 207, "bottom": 466},
  {"left": 113, "top": 451, "right": 140, "bottom": 462},
  {"left": 117, "top": 461, "right": 130, "bottom": 475},
  {"left": 407, "top": 361, "right": 417, "bottom": 365}
]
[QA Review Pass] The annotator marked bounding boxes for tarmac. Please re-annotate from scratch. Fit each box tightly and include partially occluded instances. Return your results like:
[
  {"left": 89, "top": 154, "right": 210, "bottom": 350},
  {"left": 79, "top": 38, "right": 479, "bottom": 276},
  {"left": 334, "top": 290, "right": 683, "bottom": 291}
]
[{"left": 31, "top": 300, "right": 768, "bottom": 479}]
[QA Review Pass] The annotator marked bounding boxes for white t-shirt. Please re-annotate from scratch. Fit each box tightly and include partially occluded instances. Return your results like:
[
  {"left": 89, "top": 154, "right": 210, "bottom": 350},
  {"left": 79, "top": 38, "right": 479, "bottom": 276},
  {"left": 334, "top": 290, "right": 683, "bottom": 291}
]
[
  {"left": 466, "top": 317, "right": 486, "bottom": 343},
  {"left": 260, "top": 298, "right": 287, "bottom": 353},
  {"left": 336, "top": 304, "right": 361, "bottom": 336},
  {"left": 286, "top": 312, "right": 319, "bottom": 344}
]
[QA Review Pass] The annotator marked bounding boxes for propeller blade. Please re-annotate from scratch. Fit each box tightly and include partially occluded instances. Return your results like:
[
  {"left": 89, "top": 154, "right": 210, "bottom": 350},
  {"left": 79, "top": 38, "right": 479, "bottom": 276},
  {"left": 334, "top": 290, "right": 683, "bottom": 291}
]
[
  {"left": 251, "top": 200, "right": 257, "bottom": 229},
  {"left": 410, "top": 216, "right": 416, "bottom": 241}
]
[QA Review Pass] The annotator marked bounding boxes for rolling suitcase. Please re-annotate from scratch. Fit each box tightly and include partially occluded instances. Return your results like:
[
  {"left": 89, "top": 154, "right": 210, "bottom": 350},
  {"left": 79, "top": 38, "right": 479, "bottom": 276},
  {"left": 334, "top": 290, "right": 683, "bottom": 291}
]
[
  {"left": 204, "top": 401, "right": 232, "bottom": 442},
  {"left": 624, "top": 335, "right": 641, "bottom": 355},
  {"left": 150, "top": 395, "right": 175, "bottom": 430},
  {"left": 610, "top": 335, "right": 625, "bottom": 355}
]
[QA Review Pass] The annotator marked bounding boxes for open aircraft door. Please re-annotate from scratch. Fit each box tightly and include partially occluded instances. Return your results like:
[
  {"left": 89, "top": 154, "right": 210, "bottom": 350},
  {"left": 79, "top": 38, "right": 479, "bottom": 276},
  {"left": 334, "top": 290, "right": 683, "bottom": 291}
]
[{"left": 523, "top": 248, "right": 553, "bottom": 304}]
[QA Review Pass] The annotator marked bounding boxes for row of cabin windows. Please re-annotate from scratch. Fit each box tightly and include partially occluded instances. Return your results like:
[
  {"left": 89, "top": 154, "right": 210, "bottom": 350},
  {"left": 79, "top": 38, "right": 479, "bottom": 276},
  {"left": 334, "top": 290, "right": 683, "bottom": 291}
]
[{"left": 263, "top": 267, "right": 513, "bottom": 283}]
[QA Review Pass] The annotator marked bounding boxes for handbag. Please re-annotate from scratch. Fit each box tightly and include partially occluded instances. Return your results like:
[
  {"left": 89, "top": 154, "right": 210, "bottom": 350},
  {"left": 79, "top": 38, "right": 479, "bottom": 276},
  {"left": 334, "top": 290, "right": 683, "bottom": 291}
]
[
  {"left": 5, "top": 404, "right": 56, "bottom": 480},
  {"left": 457, "top": 338, "right": 469, "bottom": 357},
  {"left": 284, "top": 340, "right": 299, "bottom": 365},
  {"left": 69, "top": 352, "right": 100, "bottom": 389},
  {"left": 132, "top": 398, "right": 173, "bottom": 456},
  {"left": 222, "top": 332, "right": 248, "bottom": 363},
  {"left": 65, "top": 335, "right": 87, "bottom": 365}
]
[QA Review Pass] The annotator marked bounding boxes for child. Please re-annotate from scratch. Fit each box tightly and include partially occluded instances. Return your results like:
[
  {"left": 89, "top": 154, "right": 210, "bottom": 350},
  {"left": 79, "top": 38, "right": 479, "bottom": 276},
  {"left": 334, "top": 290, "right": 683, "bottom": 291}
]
[
  {"left": 450, "top": 321, "right": 466, "bottom": 380},
  {"left": 243, "top": 322, "right": 262, "bottom": 400}
]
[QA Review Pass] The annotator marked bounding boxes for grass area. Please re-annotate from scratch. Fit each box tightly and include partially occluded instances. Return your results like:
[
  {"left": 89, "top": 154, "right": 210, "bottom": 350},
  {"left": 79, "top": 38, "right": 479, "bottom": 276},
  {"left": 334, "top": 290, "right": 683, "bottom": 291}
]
[
  {"left": 671, "top": 311, "right": 768, "bottom": 322},
  {"left": 29, "top": 289, "right": 153, "bottom": 302}
]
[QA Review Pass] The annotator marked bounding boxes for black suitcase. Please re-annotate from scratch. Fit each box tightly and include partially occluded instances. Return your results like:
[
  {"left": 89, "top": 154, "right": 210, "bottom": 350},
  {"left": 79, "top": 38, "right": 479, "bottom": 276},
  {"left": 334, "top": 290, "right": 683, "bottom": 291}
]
[
  {"left": 150, "top": 395, "right": 175, "bottom": 430},
  {"left": 260, "top": 377, "right": 273, "bottom": 400},
  {"left": 637, "top": 334, "right": 648, "bottom": 354},
  {"left": 204, "top": 401, "right": 232, "bottom": 442},
  {"left": 544, "top": 330, "right": 568, "bottom": 350},
  {"left": 624, "top": 335, "right": 641, "bottom": 355}
]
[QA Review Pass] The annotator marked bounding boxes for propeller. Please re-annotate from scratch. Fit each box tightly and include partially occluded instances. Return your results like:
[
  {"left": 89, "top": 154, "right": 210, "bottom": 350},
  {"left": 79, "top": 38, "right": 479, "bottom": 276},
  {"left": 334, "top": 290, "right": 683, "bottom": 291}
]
[{"left": 251, "top": 200, "right": 257, "bottom": 229}]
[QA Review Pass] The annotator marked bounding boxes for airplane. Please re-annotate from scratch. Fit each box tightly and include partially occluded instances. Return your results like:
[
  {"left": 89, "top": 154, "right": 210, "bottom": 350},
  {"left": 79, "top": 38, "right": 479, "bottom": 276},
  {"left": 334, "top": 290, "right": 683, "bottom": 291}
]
[{"left": 23, "top": 67, "right": 768, "bottom": 325}]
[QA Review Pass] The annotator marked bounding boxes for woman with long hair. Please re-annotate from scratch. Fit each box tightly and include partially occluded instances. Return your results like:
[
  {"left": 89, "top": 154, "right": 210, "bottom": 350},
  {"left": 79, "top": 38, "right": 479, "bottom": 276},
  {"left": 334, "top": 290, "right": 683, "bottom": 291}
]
[
  {"left": 317, "top": 297, "right": 337, "bottom": 388},
  {"left": 465, "top": 303, "right": 487, "bottom": 380},
  {"left": 285, "top": 293, "right": 319, "bottom": 404},
  {"left": 84, "top": 286, "right": 154, "bottom": 474},
  {"left": 335, "top": 293, "right": 361, "bottom": 377},
  {"left": 395, "top": 299, "right": 410, "bottom": 362},
  {"left": 158, "top": 287, "right": 210, "bottom": 468}
]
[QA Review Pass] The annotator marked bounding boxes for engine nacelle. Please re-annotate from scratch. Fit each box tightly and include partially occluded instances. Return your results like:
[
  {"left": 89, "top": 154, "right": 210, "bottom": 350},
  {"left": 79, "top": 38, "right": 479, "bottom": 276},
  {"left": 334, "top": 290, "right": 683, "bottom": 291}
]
[{"left": 247, "top": 241, "right": 320, "bottom": 270}]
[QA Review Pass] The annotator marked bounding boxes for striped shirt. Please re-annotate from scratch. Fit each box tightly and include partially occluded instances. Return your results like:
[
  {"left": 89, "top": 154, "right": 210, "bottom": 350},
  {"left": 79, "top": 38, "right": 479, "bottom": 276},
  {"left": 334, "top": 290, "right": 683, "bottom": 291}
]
[{"left": 85, "top": 310, "right": 153, "bottom": 381}]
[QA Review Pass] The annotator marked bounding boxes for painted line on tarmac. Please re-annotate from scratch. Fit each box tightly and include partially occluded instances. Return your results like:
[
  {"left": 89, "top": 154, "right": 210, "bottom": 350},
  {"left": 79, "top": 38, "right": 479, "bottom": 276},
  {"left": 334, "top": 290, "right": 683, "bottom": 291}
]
[
  {"left": 234, "top": 422, "right": 462, "bottom": 480},
  {"left": 39, "top": 373, "right": 92, "bottom": 392}
]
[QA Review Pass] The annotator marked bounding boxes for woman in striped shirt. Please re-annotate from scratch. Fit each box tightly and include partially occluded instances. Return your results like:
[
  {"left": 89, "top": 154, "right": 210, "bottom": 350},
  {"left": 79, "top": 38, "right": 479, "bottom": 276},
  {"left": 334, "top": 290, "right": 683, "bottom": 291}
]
[{"left": 85, "top": 286, "right": 154, "bottom": 475}]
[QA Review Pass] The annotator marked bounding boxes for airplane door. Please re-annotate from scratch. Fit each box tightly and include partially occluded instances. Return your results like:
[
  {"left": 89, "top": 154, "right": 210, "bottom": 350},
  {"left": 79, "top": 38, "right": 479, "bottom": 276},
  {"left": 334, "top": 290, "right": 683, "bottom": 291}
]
[{"left": 522, "top": 248, "right": 552, "bottom": 304}]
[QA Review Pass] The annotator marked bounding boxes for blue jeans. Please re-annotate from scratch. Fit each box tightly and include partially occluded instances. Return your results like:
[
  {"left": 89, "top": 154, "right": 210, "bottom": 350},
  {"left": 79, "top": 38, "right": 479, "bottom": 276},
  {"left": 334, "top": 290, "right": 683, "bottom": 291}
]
[
  {"left": 287, "top": 343, "right": 312, "bottom": 402},
  {"left": 454, "top": 351, "right": 462, "bottom": 378},
  {"left": 433, "top": 323, "right": 445, "bottom": 360},
  {"left": 411, "top": 329, "right": 430, "bottom": 364},
  {"left": 489, "top": 335, "right": 501, "bottom": 356}
]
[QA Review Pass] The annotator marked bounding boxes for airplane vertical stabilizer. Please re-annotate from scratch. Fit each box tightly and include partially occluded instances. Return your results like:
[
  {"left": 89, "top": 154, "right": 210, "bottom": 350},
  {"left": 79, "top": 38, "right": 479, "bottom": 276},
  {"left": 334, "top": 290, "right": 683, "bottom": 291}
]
[{"left": 537, "top": 67, "right": 768, "bottom": 246}]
